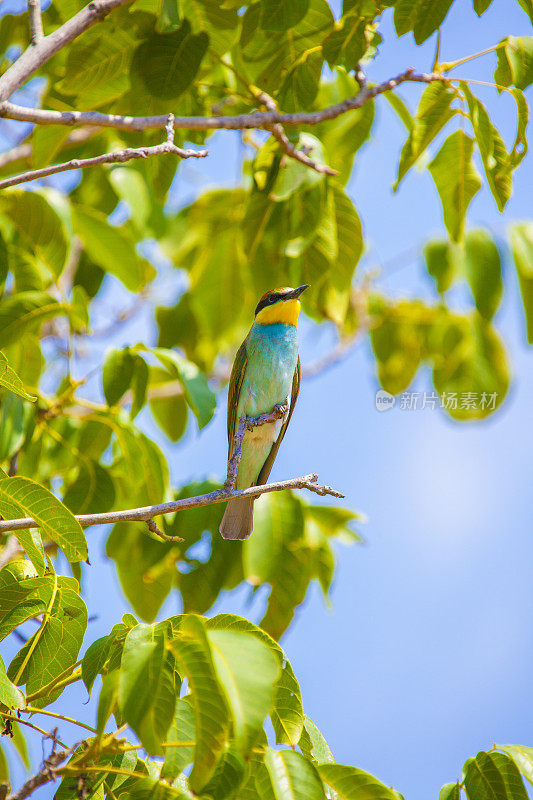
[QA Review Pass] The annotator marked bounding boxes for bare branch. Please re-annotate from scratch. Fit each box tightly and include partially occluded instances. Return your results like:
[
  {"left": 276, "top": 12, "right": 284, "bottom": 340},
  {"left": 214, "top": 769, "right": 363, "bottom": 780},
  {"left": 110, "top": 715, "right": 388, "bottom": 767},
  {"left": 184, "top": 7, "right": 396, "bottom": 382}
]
[
  {"left": 0, "top": 473, "right": 344, "bottom": 534},
  {"left": 27, "top": 0, "right": 44, "bottom": 44},
  {"left": 0, "top": 0, "right": 134, "bottom": 103},
  {"left": 0, "top": 70, "right": 447, "bottom": 132},
  {"left": 0, "top": 406, "right": 343, "bottom": 534},
  {"left": 255, "top": 91, "right": 337, "bottom": 176},
  {"left": 0, "top": 117, "right": 208, "bottom": 190},
  {"left": 6, "top": 748, "right": 71, "bottom": 800}
]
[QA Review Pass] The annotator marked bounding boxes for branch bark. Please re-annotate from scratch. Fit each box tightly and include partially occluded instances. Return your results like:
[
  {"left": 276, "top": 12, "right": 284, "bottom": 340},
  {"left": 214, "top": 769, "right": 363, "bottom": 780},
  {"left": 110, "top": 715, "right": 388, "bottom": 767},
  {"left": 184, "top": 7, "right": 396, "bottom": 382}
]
[
  {"left": 6, "top": 749, "right": 71, "bottom": 800},
  {"left": 0, "top": 70, "right": 447, "bottom": 131},
  {"left": 27, "top": 0, "right": 44, "bottom": 45},
  {"left": 0, "top": 114, "right": 208, "bottom": 190},
  {"left": 0, "top": 0, "right": 134, "bottom": 103},
  {"left": 255, "top": 91, "right": 337, "bottom": 176},
  {"left": 0, "top": 406, "right": 344, "bottom": 536}
]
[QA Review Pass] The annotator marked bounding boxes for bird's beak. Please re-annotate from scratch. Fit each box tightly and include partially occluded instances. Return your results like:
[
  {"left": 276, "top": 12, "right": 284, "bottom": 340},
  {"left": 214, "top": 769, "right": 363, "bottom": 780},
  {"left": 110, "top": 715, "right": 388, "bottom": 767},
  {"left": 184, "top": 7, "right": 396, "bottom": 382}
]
[{"left": 288, "top": 284, "right": 310, "bottom": 299}]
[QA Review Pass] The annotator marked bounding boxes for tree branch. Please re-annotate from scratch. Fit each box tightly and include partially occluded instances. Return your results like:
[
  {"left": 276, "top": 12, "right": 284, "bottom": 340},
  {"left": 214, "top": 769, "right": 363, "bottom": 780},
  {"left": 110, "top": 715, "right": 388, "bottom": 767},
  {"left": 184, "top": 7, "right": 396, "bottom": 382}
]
[
  {"left": 0, "top": 114, "right": 208, "bottom": 190},
  {"left": 27, "top": 0, "right": 44, "bottom": 45},
  {"left": 0, "top": 70, "right": 447, "bottom": 132},
  {"left": 0, "top": 0, "right": 134, "bottom": 103},
  {"left": 255, "top": 91, "right": 337, "bottom": 176},
  {"left": 0, "top": 406, "right": 344, "bottom": 535},
  {"left": 6, "top": 748, "right": 71, "bottom": 800}
]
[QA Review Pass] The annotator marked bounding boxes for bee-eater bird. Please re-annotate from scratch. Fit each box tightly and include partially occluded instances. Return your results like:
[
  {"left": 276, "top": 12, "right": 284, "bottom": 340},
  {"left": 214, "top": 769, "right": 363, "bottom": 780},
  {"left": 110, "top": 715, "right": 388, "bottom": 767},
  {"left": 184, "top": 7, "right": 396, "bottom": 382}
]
[{"left": 220, "top": 285, "right": 310, "bottom": 540}]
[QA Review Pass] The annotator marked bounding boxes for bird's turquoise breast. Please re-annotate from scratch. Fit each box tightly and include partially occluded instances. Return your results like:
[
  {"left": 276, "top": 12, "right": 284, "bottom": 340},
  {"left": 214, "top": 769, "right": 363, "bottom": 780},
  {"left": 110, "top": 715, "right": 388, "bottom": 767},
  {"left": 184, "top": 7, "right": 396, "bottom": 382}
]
[
  {"left": 235, "top": 323, "right": 298, "bottom": 489},
  {"left": 238, "top": 323, "right": 298, "bottom": 418}
]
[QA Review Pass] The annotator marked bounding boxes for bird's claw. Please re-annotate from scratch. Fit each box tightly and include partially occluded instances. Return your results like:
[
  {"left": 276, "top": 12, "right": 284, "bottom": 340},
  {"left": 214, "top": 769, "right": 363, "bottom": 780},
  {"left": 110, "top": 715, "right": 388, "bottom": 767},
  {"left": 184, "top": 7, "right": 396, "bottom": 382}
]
[{"left": 273, "top": 402, "right": 288, "bottom": 417}]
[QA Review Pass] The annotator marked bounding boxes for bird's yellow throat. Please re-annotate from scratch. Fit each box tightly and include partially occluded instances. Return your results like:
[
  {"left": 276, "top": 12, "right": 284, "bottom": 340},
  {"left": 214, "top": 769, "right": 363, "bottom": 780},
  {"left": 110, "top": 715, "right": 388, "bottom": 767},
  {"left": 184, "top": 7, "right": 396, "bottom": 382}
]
[{"left": 255, "top": 298, "right": 301, "bottom": 326}]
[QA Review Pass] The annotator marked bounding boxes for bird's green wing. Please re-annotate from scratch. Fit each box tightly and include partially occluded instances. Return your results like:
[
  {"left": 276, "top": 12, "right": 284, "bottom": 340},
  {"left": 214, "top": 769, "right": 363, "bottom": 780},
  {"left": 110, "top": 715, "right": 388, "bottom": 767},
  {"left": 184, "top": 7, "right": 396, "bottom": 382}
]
[
  {"left": 256, "top": 357, "right": 301, "bottom": 487},
  {"left": 227, "top": 339, "right": 248, "bottom": 459}
]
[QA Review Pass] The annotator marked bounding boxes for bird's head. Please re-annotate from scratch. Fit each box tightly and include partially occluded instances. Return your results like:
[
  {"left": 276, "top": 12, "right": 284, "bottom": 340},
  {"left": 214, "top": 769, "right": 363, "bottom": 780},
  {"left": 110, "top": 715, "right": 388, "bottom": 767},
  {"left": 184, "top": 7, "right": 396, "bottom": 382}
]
[{"left": 254, "top": 285, "right": 310, "bottom": 326}]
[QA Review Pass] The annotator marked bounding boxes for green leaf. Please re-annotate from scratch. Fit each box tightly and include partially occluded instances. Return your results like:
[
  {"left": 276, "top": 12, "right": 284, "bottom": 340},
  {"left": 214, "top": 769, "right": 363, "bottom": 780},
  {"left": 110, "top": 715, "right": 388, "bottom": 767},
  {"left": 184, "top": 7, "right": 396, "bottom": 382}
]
[
  {"left": 395, "top": 83, "right": 457, "bottom": 188},
  {"left": 394, "top": 0, "right": 454, "bottom": 43},
  {"left": 103, "top": 347, "right": 135, "bottom": 406},
  {"left": 0, "top": 351, "right": 36, "bottom": 401},
  {"left": 371, "top": 300, "right": 427, "bottom": 394},
  {"left": 72, "top": 205, "right": 155, "bottom": 292},
  {"left": 118, "top": 623, "right": 176, "bottom": 754},
  {"left": 495, "top": 36, "right": 533, "bottom": 90},
  {"left": 207, "top": 613, "right": 304, "bottom": 747},
  {"left": 428, "top": 130, "right": 482, "bottom": 243},
  {"left": 299, "top": 715, "right": 335, "bottom": 764},
  {"left": 424, "top": 240, "right": 457, "bottom": 294},
  {"left": 8, "top": 576, "right": 87, "bottom": 705},
  {"left": 139, "top": 347, "right": 216, "bottom": 429},
  {"left": 0, "top": 655, "right": 25, "bottom": 710},
  {"left": 131, "top": 21, "right": 208, "bottom": 102},
  {"left": 0, "top": 291, "right": 63, "bottom": 349},
  {"left": 0, "top": 393, "right": 24, "bottom": 464},
  {"left": 2, "top": 190, "right": 68, "bottom": 277},
  {"left": 509, "top": 222, "right": 533, "bottom": 343},
  {"left": 473, "top": 0, "right": 494, "bottom": 14},
  {"left": 106, "top": 523, "right": 175, "bottom": 622},
  {"left": 499, "top": 745, "right": 533, "bottom": 787},
  {"left": 97, "top": 668, "right": 120, "bottom": 736},
  {"left": 463, "top": 750, "right": 529, "bottom": 800},
  {"left": 63, "top": 461, "right": 115, "bottom": 515},
  {"left": 32, "top": 126, "right": 72, "bottom": 169},
  {"left": 258, "top": 749, "right": 326, "bottom": 800},
  {"left": 431, "top": 313, "right": 510, "bottom": 420},
  {"left": 82, "top": 617, "right": 137, "bottom": 695},
  {"left": 260, "top": 0, "right": 309, "bottom": 31},
  {"left": 178, "top": 0, "right": 239, "bottom": 54},
  {"left": 0, "top": 477, "right": 88, "bottom": 562},
  {"left": 463, "top": 230, "right": 502, "bottom": 321},
  {"left": 461, "top": 83, "right": 514, "bottom": 211},
  {"left": 60, "top": 28, "right": 136, "bottom": 106},
  {"left": 150, "top": 392, "right": 188, "bottom": 442},
  {"left": 440, "top": 783, "right": 461, "bottom": 800},
  {"left": 161, "top": 696, "right": 195, "bottom": 781},
  {"left": 207, "top": 628, "right": 279, "bottom": 754},
  {"left": 130, "top": 355, "right": 149, "bottom": 420},
  {"left": 319, "top": 763, "right": 399, "bottom": 800},
  {"left": 313, "top": 71, "right": 374, "bottom": 186},
  {"left": 515, "top": 0, "right": 533, "bottom": 23},
  {"left": 171, "top": 615, "right": 230, "bottom": 792}
]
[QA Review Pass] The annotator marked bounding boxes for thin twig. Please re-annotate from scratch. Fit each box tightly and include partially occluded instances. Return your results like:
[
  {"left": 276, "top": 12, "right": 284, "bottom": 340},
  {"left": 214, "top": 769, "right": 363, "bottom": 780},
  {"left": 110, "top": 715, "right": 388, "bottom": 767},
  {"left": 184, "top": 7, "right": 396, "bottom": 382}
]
[
  {"left": 27, "top": 0, "right": 44, "bottom": 44},
  {"left": 0, "top": 474, "right": 344, "bottom": 534},
  {"left": 0, "top": 0, "right": 134, "bottom": 103},
  {"left": 225, "top": 403, "right": 289, "bottom": 489},
  {"left": 0, "top": 406, "right": 343, "bottom": 534},
  {"left": 0, "top": 116, "right": 207, "bottom": 190},
  {"left": 255, "top": 91, "right": 337, "bottom": 176},
  {"left": 0, "top": 70, "right": 447, "bottom": 132}
]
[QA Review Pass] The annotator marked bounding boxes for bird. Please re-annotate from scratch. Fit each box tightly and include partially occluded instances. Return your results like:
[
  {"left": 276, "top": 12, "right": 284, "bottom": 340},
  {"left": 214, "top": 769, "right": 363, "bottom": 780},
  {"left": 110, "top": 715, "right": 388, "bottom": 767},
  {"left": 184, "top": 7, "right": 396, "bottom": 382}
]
[{"left": 220, "top": 285, "right": 310, "bottom": 540}]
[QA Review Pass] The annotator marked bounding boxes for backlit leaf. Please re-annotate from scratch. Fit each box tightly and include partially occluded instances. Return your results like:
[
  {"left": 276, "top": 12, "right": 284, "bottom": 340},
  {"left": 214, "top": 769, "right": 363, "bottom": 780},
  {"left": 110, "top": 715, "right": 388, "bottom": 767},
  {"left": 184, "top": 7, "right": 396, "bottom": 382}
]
[
  {"left": 258, "top": 748, "right": 326, "bottom": 800},
  {"left": 0, "top": 351, "right": 36, "bottom": 401},
  {"left": 395, "top": 83, "right": 457, "bottom": 188},
  {"left": 0, "top": 477, "right": 88, "bottom": 563},
  {"left": 428, "top": 130, "right": 482, "bottom": 242},
  {"left": 494, "top": 36, "right": 533, "bottom": 90},
  {"left": 319, "top": 763, "right": 399, "bottom": 800},
  {"left": 394, "top": 0, "right": 454, "bottom": 43},
  {"left": 463, "top": 750, "right": 529, "bottom": 800}
]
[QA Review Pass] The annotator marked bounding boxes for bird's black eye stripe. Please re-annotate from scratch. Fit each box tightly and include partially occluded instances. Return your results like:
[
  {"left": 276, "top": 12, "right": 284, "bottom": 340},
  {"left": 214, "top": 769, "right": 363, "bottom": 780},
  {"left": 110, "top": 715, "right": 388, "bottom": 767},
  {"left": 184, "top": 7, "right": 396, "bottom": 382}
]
[{"left": 255, "top": 293, "right": 281, "bottom": 315}]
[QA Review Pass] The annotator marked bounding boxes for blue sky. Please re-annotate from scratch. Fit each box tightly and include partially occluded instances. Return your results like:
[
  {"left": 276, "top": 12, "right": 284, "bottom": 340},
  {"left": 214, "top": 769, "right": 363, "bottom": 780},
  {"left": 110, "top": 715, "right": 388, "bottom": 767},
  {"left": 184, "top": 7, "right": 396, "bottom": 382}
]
[{"left": 2, "top": 1, "right": 532, "bottom": 797}]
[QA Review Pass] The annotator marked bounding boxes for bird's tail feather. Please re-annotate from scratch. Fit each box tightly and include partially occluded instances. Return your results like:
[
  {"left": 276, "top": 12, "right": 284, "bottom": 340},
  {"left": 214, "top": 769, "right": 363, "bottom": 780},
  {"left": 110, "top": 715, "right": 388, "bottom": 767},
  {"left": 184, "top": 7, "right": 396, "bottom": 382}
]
[{"left": 219, "top": 497, "right": 254, "bottom": 540}]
